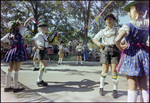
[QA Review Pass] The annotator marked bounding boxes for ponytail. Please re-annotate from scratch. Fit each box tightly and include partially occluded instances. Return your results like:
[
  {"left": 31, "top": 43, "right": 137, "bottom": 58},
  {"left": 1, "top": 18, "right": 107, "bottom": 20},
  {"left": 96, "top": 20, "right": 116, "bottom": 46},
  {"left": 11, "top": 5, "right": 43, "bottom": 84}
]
[{"left": 146, "top": 10, "right": 149, "bottom": 19}]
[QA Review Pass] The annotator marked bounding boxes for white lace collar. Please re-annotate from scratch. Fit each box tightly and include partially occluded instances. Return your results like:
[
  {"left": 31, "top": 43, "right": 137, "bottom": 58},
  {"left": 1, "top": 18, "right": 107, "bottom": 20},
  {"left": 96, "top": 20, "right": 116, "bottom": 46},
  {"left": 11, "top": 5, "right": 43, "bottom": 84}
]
[{"left": 130, "top": 18, "right": 149, "bottom": 30}]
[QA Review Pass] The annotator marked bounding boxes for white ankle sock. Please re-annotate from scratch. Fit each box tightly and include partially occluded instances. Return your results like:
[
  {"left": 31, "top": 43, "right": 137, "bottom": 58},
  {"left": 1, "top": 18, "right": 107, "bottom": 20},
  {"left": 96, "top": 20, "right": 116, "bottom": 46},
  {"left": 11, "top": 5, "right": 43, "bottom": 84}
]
[
  {"left": 5, "top": 71, "right": 12, "bottom": 88},
  {"left": 100, "top": 72, "right": 107, "bottom": 88},
  {"left": 127, "top": 90, "right": 138, "bottom": 102},
  {"left": 58, "top": 58, "right": 61, "bottom": 63},
  {"left": 112, "top": 74, "right": 119, "bottom": 91},
  {"left": 13, "top": 71, "right": 19, "bottom": 89},
  {"left": 37, "top": 69, "right": 44, "bottom": 82},
  {"left": 140, "top": 90, "right": 149, "bottom": 102},
  {"left": 139, "top": 90, "right": 144, "bottom": 102}
]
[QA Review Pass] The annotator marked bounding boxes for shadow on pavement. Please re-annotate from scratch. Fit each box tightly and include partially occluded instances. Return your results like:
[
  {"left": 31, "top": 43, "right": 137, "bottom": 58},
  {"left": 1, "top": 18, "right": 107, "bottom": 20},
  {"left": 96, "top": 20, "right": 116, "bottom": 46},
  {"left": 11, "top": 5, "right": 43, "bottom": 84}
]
[
  {"left": 21, "top": 79, "right": 108, "bottom": 94},
  {"left": 21, "top": 68, "right": 102, "bottom": 76}
]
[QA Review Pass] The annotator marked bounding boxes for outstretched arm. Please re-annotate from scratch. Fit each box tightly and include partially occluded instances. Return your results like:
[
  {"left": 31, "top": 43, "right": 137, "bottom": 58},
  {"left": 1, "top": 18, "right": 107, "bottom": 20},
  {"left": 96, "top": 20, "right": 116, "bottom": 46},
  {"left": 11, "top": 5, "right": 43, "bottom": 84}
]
[
  {"left": 23, "top": 34, "right": 30, "bottom": 38},
  {"left": 115, "top": 30, "right": 128, "bottom": 51},
  {"left": 24, "top": 17, "right": 35, "bottom": 28}
]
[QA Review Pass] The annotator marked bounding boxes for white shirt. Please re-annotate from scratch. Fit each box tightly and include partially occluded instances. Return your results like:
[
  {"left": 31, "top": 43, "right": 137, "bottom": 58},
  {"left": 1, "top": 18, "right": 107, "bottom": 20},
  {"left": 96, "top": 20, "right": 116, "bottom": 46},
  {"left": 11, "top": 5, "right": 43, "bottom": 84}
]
[
  {"left": 59, "top": 45, "right": 64, "bottom": 50},
  {"left": 76, "top": 45, "right": 84, "bottom": 52},
  {"left": 118, "top": 18, "right": 149, "bottom": 36},
  {"left": 73, "top": 39, "right": 77, "bottom": 45},
  {"left": 1, "top": 26, "right": 26, "bottom": 42},
  {"left": 48, "top": 44, "right": 53, "bottom": 49},
  {"left": 93, "top": 26, "right": 119, "bottom": 45},
  {"left": 26, "top": 47, "right": 32, "bottom": 54},
  {"left": 31, "top": 31, "right": 48, "bottom": 48},
  {"left": 82, "top": 44, "right": 88, "bottom": 50},
  {"left": 64, "top": 47, "right": 69, "bottom": 52},
  {"left": 68, "top": 41, "right": 73, "bottom": 46}
]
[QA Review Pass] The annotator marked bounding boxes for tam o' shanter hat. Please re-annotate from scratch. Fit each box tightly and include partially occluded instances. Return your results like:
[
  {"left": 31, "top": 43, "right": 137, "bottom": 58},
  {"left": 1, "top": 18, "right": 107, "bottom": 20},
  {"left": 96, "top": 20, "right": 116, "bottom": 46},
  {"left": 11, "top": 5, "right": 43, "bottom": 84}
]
[
  {"left": 8, "top": 19, "right": 20, "bottom": 30},
  {"left": 124, "top": 0, "right": 149, "bottom": 12}
]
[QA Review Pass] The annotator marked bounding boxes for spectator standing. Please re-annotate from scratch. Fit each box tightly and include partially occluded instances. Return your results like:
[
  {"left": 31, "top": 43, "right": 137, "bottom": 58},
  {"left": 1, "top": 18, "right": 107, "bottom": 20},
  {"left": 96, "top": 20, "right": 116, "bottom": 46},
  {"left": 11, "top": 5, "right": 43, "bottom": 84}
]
[
  {"left": 82, "top": 41, "right": 88, "bottom": 61},
  {"left": 47, "top": 43, "right": 54, "bottom": 60}
]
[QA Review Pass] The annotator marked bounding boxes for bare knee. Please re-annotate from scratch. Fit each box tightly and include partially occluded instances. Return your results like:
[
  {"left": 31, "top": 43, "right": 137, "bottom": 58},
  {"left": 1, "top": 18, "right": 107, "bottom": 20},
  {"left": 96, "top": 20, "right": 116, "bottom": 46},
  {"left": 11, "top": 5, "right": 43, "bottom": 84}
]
[
  {"left": 127, "top": 76, "right": 138, "bottom": 91},
  {"left": 8, "top": 68, "right": 13, "bottom": 72},
  {"left": 138, "top": 76, "right": 148, "bottom": 90},
  {"left": 102, "top": 64, "right": 109, "bottom": 73}
]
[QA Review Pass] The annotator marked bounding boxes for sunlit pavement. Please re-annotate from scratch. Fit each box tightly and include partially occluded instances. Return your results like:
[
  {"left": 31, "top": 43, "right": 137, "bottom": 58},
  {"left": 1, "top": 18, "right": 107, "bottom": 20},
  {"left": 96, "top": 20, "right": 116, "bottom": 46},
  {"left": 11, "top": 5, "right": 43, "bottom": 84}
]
[{"left": 1, "top": 60, "right": 149, "bottom": 102}]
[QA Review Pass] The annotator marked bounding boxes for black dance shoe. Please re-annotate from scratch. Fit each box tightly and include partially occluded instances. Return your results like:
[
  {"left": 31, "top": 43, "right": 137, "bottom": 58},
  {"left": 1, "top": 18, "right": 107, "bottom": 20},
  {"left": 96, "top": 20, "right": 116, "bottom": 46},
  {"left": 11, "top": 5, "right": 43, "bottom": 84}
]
[
  {"left": 4, "top": 86, "right": 13, "bottom": 92},
  {"left": 112, "top": 90, "right": 118, "bottom": 98},
  {"left": 37, "top": 80, "right": 48, "bottom": 87},
  {"left": 13, "top": 87, "right": 25, "bottom": 93},
  {"left": 99, "top": 88, "right": 104, "bottom": 96}
]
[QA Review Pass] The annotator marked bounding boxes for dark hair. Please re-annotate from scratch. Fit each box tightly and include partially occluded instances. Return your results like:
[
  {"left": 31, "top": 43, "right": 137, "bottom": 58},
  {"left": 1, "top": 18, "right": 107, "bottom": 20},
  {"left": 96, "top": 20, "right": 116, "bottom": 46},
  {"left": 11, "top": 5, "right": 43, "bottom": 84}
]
[
  {"left": 60, "top": 41, "right": 64, "bottom": 44},
  {"left": 135, "top": 4, "right": 149, "bottom": 19}
]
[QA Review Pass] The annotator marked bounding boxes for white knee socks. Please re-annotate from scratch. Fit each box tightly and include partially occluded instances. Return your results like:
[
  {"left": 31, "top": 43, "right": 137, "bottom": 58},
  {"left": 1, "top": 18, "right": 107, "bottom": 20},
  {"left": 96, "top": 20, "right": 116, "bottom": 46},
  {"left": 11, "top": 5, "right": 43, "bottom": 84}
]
[
  {"left": 34, "top": 61, "right": 39, "bottom": 68},
  {"left": 5, "top": 71, "right": 12, "bottom": 88},
  {"left": 13, "top": 71, "right": 18, "bottom": 89},
  {"left": 58, "top": 58, "right": 63, "bottom": 63},
  {"left": 60, "top": 58, "right": 63, "bottom": 63},
  {"left": 37, "top": 66, "right": 46, "bottom": 82},
  {"left": 58, "top": 58, "right": 61, "bottom": 63},
  {"left": 100, "top": 72, "right": 108, "bottom": 88},
  {"left": 127, "top": 90, "right": 138, "bottom": 102},
  {"left": 140, "top": 90, "right": 149, "bottom": 102},
  {"left": 112, "top": 74, "right": 119, "bottom": 91}
]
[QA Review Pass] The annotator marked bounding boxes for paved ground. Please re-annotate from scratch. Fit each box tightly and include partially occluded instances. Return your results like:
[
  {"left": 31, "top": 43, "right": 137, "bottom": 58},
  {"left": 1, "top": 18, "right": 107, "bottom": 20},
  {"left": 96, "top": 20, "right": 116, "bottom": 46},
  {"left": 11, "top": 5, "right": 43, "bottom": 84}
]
[{"left": 1, "top": 60, "right": 149, "bottom": 102}]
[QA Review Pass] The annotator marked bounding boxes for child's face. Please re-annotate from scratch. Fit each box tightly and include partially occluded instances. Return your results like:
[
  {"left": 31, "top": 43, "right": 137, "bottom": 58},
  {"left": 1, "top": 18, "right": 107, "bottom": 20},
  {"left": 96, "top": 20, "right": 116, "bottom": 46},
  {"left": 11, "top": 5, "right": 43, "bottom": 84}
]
[
  {"left": 79, "top": 43, "right": 82, "bottom": 45},
  {"left": 15, "top": 24, "right": 21, "bottom": 30},
  {"left": 40, "top": 26, "right": 48, "bottom": 33},
  {"left": 128, "top": 6, "right": 138, "bottom": 20},
  {"left": 105, "top": 17, "right": 115, "bottom": 27}
]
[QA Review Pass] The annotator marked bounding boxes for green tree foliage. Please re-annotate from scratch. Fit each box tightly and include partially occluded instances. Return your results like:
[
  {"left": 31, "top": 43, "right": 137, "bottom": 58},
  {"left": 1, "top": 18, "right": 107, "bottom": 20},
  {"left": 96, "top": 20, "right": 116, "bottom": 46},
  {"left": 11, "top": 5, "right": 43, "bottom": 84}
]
[{"left": 1, "top": 0, "right": 129, "bottom": 45}]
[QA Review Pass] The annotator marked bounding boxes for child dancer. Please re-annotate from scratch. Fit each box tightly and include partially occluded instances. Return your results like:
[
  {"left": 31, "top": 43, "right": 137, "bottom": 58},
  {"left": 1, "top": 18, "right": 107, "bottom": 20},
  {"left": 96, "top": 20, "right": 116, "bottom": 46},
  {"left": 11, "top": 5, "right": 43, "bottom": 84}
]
[
  {"left": 92, "top": 13, "right": 120, "bottom": 98},
  {"left": 1, "top": 17, "right": 34, "bottom": 93},
  {"left": 115, "top": 1, "right": 149, "bottom": 102},
  {"left": 76, "top": 42, "right": 84, "bottom": 65},
  {"left": 31, "top": 23, "right": 49, "bottom": 87},
  {"left": 58, "top": 41, "right": 65, "bottom": 65}
]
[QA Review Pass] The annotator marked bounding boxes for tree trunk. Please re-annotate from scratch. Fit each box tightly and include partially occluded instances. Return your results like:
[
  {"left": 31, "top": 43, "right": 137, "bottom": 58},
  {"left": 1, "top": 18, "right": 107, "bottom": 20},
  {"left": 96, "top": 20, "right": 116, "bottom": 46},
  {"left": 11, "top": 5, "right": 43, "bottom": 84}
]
[{"left": 85, "top": 1, "right": 91, "bottom": 40}]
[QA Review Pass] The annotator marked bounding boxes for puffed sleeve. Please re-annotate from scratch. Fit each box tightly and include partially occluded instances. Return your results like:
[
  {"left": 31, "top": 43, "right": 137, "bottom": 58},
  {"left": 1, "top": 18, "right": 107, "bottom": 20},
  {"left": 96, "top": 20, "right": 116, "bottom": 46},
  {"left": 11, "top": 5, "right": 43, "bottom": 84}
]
[
  {"left": 93, "top": 30, "right": 102, "bottom": 41},
  {"left": 75, "top": 46, "right": 78, "bottom": 49},
  {"left": 1, "top": 33, "right": 9, "bottom": 42},
  {"left": 118, "top": 25, "right": 130, "bottom": 36},
  {"left": 19, "top": 26, "right": 26, "bottom": 36}
]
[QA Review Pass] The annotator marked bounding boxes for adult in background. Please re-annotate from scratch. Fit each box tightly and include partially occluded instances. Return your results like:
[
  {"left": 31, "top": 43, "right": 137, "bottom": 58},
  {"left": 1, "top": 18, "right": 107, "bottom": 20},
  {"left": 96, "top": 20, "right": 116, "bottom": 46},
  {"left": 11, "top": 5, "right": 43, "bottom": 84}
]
[
  {"left": 72, "top": 37, "right": 78, "bottom": 55},
  {"left": 82, "top": 41, "right": 88, "bottom": 61},
  {"left": 68, "top": 40, "right": 73, "bottom": 55},
  {"left": 47, "top": 43, "right": 54, "bottom": 60}
]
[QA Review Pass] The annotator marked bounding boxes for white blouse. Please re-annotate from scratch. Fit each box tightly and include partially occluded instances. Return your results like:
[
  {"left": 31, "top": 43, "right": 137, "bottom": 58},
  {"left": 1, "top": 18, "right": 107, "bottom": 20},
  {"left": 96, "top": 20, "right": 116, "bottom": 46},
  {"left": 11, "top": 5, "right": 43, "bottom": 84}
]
[
  {"left": 93, "top": 26, "right": 119, "bottom": 45},
  {"left": 76, "top": 45, "right": 84, "bottom": 52},
  {"left": 59, "top": 45, "right": 63, "bottom": 50},
  {"left": 1, "top": 26, "right": 26, "bottom": 42},
  {"left": 118, "top": 18, "right": 149, "bottom": 37}
]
